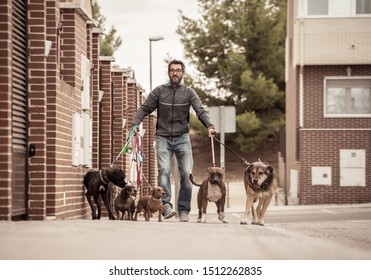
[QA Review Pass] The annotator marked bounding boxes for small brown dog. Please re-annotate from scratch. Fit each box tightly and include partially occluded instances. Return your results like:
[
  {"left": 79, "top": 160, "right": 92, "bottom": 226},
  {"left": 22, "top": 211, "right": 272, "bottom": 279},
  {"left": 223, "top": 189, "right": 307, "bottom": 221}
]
[
  {"left": 133, "top": 186, "right": 165, "bottom": 222},
  {"left": 190, "top": 166, "right": 227, "bottom": 223},
  {"left": 114, "top": 185, "right": 137, "bottom": 220},
  {"left": 240, "top": 159, "right": 277, "bottom": 226}
]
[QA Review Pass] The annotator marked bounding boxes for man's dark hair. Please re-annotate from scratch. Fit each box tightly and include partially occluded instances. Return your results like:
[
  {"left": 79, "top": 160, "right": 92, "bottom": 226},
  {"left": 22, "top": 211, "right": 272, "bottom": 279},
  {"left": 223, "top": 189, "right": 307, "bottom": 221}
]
[{"left": 168, "top": 59, "right": 185, "bottom": 72}]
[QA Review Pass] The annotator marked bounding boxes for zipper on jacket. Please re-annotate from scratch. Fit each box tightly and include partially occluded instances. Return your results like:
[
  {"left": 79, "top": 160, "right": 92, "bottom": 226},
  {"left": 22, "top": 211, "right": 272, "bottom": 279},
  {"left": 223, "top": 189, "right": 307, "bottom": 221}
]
[{"left": 170, "top": 87, "right": 176, "bottom": 137}]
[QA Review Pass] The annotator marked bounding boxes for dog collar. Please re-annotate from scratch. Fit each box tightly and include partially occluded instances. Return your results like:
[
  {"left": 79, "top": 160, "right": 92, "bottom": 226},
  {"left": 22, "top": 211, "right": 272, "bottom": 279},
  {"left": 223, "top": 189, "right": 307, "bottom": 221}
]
[
  {"left": 151, "top": 197, "right": 162, "bottom": 201},
  {"left": 99, "top": 170, "right": 109, "bottom": 185}
]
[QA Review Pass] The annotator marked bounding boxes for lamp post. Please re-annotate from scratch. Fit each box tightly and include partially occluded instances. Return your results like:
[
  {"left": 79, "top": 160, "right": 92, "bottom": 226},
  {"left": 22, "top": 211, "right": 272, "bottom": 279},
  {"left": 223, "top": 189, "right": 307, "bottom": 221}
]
[
  {"left": 149, "top": 36, "right": 164, "bottom": 91},
  {"left": 148, "top": 36, "right": 164, "bottom": 190}
]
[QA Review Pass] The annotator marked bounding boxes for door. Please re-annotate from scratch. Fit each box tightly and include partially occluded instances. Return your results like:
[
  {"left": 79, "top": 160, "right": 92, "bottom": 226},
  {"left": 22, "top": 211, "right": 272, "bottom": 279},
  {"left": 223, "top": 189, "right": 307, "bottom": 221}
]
[{"left": 11, "top": 0, "right": 28, "bottom": 217}]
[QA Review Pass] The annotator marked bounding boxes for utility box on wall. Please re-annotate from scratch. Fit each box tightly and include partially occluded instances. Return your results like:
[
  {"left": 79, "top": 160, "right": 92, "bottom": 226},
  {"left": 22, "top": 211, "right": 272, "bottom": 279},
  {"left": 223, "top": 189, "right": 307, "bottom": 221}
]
[
  {"left": 311, "top": 166, "right": 332, "bottom": 186},
  {"left": 340, "top": 149, "right": 366, "bottom": 187}
]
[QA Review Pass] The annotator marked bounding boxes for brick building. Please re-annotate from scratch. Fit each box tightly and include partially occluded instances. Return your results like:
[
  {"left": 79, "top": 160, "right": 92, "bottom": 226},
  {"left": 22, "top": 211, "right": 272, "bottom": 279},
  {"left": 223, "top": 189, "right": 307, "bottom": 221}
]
[
  {"left": 280, "top": 0, "right": 371, "bottom": 204},
  {"left": 0, "top": 0, "right": 156, "bottom": 221}
]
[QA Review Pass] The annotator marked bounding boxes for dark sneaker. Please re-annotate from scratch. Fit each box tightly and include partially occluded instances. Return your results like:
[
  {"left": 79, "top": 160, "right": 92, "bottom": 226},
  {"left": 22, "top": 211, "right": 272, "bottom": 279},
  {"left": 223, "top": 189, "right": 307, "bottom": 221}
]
[
  {"left": 179, "top": 211, "right": 189, "bottom": 222},
  {"left": 162, "top": 204, "right": 176, "bottom": 219}
]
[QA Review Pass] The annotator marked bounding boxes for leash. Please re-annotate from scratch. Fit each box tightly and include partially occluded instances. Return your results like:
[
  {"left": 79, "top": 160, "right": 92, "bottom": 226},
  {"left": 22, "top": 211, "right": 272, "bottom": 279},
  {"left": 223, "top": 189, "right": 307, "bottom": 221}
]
[
  {"left": 210, "top": 135, "right": 216, "bottom": 167},
  {"left": 129, "top": 129, "right": 152, "bottom": 194},
  {"left": 111, "top": 125, "right": 138, "bottom": 166},
  {"left": 213, "top": 136, "right": 250, "bottom": 166}
]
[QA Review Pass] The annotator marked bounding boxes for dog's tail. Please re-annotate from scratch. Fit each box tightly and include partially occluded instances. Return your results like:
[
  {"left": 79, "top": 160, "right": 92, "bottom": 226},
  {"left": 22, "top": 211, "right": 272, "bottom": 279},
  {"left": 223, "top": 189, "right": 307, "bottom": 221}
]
[{"left": 189, "top": 173, "right": 203, "bottom": 187}]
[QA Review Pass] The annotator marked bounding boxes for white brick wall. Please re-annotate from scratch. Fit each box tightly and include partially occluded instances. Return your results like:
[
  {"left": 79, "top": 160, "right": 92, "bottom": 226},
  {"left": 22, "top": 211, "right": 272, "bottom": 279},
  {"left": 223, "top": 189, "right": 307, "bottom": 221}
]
[{"left": 293, "top": 18, "right": 371, "bottom": 65}]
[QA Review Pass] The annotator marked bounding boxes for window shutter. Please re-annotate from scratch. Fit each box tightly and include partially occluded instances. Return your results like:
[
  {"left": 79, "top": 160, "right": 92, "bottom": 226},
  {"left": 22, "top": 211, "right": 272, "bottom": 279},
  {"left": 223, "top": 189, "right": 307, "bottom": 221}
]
[
  {"left": 72, "top": 112, "right": 82, "bottom": 166},
  {"left": 81, "top": 55, "right": 90, "bottom": 111}
]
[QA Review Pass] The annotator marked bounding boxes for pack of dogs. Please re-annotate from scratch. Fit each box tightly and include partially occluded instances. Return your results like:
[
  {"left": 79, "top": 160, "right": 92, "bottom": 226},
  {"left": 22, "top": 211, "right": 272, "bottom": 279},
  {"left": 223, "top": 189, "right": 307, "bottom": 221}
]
[{"left": 83, "top": 159, "right": 277, "bottom": 225}]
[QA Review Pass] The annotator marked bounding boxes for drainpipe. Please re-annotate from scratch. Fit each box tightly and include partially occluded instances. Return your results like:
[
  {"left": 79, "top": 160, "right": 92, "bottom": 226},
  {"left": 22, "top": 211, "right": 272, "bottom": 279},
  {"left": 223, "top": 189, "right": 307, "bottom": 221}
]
[{"left": 299, "top": 18, "right": 304, "bottom": 128}]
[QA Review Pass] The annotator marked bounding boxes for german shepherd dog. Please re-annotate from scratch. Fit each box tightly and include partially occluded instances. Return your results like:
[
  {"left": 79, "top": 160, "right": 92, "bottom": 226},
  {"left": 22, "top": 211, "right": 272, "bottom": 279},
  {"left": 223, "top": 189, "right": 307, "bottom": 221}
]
[
  {"left": 83, "top": 167, "right": 127, "bottom": 220},
  {"left": 190, "top": 166, "right": 228, "bottom": 223},
  {"left": 240, "top": 160, "right": 277, "bottom": 226}
]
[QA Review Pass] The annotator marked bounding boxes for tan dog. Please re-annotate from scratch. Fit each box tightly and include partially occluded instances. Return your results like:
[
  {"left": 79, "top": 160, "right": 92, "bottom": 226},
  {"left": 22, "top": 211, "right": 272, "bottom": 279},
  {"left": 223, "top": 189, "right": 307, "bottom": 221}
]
[
  {"left": 240, "top": 160, "right": 277, "bottom": 226},
  {"left": 133, "top": 186, "right": 165, "bottom": 222},
  {"left": 190, "top": 166, "right": 227, "bottom": 223}
]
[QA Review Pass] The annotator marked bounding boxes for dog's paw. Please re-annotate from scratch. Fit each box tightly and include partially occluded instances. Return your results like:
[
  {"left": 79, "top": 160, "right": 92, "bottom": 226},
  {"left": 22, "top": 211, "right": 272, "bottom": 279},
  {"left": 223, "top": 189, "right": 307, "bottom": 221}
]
[
  {"left": 240, "top": 218, "right": 248, "bottom": 225},
  {"left": 218, "top": 213, "right": 228, "bottom": 223}
]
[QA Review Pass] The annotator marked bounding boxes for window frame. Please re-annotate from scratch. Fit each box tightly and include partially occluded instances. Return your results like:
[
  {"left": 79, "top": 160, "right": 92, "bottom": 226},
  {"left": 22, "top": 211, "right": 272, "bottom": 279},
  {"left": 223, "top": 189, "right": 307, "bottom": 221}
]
[
  {"left": 298, "top": 0, "right": 371, "bottom": 17},
  {"left": 323, "top": 76, "right": 371, "bottom": 118}
]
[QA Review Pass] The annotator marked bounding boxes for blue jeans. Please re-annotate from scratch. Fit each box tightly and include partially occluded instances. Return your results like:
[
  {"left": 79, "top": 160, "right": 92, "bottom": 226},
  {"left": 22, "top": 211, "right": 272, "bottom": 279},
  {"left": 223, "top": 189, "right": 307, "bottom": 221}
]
[{"left": 156, "top": 134, "right": 193, "bottom": 213}]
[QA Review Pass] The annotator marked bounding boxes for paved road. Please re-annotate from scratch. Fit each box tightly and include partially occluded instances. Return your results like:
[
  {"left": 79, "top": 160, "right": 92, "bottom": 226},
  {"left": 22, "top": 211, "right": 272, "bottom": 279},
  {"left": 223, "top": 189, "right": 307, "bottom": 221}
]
[{"left": 1, "top": 202, "right": 370, "bottom": 260}]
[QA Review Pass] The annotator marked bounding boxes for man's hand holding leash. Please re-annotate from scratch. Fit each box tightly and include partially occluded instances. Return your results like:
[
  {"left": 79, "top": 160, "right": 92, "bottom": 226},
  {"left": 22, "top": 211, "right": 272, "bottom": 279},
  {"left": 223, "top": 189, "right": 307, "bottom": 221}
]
[{"left": 208, "top": 126, "right": 216, "bottom": 138}]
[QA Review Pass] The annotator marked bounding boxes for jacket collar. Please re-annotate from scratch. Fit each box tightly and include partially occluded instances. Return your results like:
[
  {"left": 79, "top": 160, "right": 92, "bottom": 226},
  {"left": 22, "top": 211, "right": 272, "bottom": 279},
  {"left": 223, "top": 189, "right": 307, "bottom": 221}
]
[{"left": 167, "top": 80, "right": 184, "bottom": 88}]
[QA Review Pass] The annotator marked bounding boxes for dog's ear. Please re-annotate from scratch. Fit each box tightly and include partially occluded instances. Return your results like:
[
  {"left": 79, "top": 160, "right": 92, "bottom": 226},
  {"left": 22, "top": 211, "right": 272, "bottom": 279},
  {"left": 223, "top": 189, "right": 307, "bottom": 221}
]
[
  {"left": 247, "top": 163, "right": 253, "bottom": 172},
  {"left": 267, "top": 165, "right": 274, "bottom": 174}
]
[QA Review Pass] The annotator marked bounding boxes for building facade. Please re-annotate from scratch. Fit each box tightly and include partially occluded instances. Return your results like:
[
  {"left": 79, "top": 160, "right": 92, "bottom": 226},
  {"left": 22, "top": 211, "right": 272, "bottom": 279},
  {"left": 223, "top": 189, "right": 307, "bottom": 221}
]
[
  {"left": 281, "top": 0, "right": 371, "bottom": 204},
  {"left": 0, "top": 0, "right": 157, "bottom": 221}
]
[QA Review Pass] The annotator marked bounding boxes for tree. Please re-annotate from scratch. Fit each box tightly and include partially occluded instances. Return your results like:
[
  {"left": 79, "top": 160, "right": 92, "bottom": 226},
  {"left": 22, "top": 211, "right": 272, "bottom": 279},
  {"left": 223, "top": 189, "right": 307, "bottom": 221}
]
[
  {"left": 92, "top": 0, "right": 122, "bottom": 56},
  {"left": 177, "top": 0, "right": 286, "bottom": 152}
]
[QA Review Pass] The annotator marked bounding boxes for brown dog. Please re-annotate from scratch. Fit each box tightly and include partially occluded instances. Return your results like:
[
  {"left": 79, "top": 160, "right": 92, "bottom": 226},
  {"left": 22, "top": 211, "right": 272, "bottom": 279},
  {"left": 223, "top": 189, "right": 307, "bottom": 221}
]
[
  {"left": 133, "top": 186, "right": 165, "bottom": 222},
  {"left": 240, "top": 160, "right": 277, "bottom": 226},
  {"left": 114, "top": 185, "right": 137, "bottom": 220},
  {"left": 190, "top": 166, "right": 227, "bottom": 223}
]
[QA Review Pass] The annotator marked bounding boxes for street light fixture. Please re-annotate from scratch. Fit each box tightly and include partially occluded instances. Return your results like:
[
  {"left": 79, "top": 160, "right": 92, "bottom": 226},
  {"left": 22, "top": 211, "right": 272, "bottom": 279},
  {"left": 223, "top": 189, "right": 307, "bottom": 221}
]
[
  {"left": 149, "top": 36, "right": 164, "bottom": 91},
  {"left": 148, "top": 36, "right": 164, "bottom": 189}
]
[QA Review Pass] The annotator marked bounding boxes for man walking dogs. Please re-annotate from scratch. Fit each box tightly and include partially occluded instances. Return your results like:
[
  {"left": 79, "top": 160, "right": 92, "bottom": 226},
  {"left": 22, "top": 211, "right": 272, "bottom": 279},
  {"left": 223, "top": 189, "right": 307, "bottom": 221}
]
[{"left": 130, "top": 59, "right": 216, "bottom": 222}]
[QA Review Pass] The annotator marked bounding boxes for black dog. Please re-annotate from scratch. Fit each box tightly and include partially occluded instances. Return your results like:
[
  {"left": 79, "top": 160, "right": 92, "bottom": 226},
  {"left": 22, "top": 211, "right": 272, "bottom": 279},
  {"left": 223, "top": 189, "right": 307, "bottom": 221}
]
[
  {"left": 83, "top": 167, "right": 127, "bottom": 220},
  {"left": 114, "top": 185, "right": 137, "bottom": 220}
]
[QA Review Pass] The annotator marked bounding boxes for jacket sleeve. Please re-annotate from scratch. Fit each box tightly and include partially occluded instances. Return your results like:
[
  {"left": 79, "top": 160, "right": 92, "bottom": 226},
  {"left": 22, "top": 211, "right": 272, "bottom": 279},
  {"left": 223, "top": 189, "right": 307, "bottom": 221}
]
[
  {"left": 132, "top": 90, "right": 158, "bottom": 126},
  {"left": 189, "top": 88, "right": 214, "bottom": 128}
]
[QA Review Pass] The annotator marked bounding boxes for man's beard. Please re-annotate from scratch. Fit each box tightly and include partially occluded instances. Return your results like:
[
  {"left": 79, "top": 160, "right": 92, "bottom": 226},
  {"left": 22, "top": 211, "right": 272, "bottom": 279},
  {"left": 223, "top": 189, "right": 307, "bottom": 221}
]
[{"left": 171, "top": 75, "right": 182, "bottom": 84}]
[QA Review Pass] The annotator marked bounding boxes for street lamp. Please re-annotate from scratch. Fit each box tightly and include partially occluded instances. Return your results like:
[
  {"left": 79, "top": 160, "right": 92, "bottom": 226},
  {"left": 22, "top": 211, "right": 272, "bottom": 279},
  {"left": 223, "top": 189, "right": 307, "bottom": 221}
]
[
  {"left": 149, "top": 36, "right": 164, "bottom": 91},
  {"left": 148, "top": 36, "right": 164, "bottom": 190}
]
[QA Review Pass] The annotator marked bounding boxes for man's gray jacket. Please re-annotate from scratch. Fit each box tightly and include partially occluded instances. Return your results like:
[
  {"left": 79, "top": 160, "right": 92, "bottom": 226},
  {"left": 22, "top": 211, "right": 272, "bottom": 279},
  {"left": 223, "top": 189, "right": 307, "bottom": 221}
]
[{"left": 132, "top": 82, "right": 214, "bottom": 137}]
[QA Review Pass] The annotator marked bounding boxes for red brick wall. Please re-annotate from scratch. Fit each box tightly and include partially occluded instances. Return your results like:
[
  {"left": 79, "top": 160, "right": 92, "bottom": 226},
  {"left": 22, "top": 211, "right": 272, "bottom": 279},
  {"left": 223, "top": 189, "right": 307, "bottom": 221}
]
[
  {"left": 0, "top": 1, "right": 157, "bottom": 220},
  {"left": 44, "top": 4, "right": 92, "bottom": 220},
  {"left": 303, "top": 65, "right": 371, "bottom": 129},
  {"left": 45, "top": 0, "right": 61, "bottom": 218},
  {"left": 99, "top": 59, "right": 113, "bottom": 168},
  {"left": 300, "top": 130, "right": 371, "bottom": 204},
  {"left": 0, "top": 0, "right": 13, "bottom": 220},
  {"left": 111, "top": 70, "right": 126, "bottom": 170},
  {"left": 298, "top": 65, "right": 371, "bottom": 204},
  {"left": 91, "top": 28, "right": 101, "bottom": 168},
  {"left": 28, "top": 0, "right": 48, "bottom": 220}
]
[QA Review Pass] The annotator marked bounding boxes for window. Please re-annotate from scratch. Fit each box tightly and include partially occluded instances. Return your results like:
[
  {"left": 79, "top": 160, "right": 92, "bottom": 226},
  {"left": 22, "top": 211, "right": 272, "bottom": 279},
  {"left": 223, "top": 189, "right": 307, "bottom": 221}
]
[
  {"left": 324, "top": 78, "right": 371, "bottom": 117},
  {"left": 301, "top": 0, "right": 371, "bottom": 16},
  {"left": 357, "top": 0, "right": 371, "bottom": 13},
  {"left": 308, "top": 0, "right": 328, "bottom": 15},
  {"left": 325, "top": 79, "right": 371, "bottom": 116}
]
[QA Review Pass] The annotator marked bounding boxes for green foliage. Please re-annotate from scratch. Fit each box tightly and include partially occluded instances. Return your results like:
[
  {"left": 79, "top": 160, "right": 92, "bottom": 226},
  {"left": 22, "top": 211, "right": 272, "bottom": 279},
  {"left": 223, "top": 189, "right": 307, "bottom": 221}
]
[
  {"left": 93, "top": 1, "right": 122, "bottom": 56},
  {"left": 177, "top": 0, "right": 286, "bottom": 152},
  {"left": 190, "top": 113, "right": 208, "bottom": 136}
]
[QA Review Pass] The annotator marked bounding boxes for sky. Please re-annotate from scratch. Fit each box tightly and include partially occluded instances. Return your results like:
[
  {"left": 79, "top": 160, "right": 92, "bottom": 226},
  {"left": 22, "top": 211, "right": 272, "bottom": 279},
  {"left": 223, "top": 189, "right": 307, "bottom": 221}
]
[{"left": 97, "top": 0, "right": 201, "bottom": 94}]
